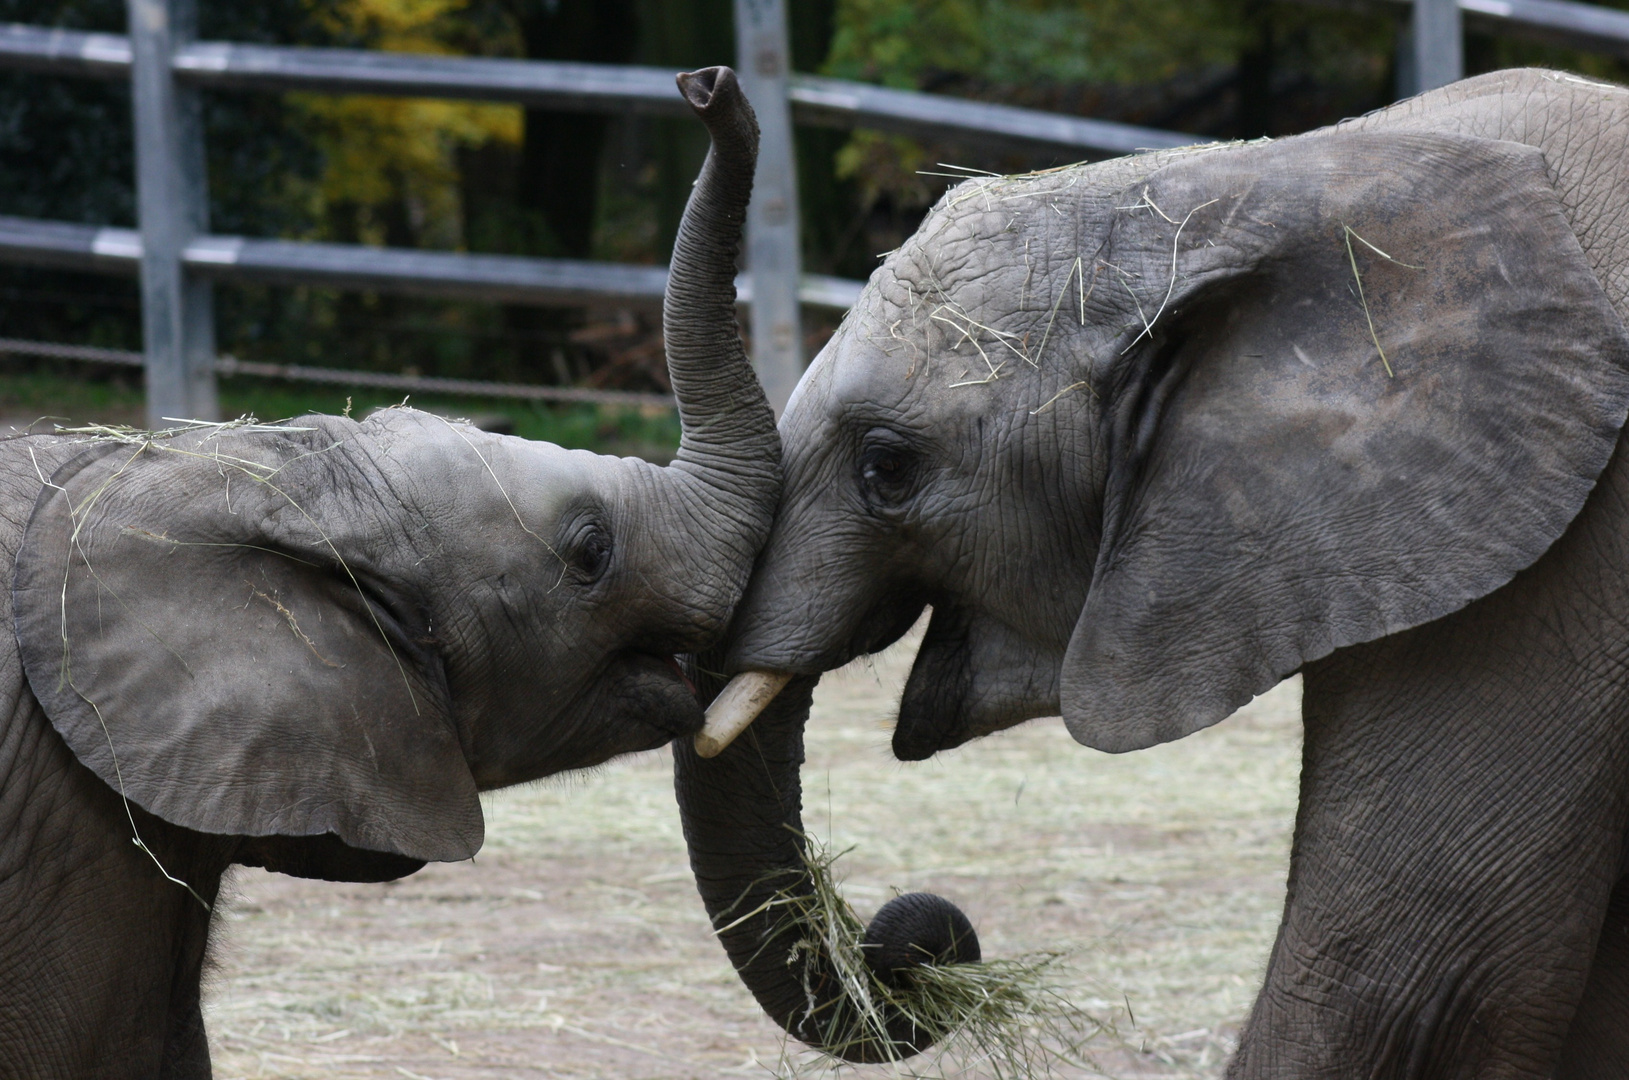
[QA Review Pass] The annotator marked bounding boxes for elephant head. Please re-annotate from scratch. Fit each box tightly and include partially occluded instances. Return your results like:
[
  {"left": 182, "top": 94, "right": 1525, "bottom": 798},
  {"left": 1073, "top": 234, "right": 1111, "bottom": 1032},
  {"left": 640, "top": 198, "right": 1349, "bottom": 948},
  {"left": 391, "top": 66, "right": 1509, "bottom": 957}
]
[
  {"left": 674, "top": 125, "right": 1629, "bottom": 1055},
  {"left": 11, "top": 66, "right": 776, "bottom": 880}
]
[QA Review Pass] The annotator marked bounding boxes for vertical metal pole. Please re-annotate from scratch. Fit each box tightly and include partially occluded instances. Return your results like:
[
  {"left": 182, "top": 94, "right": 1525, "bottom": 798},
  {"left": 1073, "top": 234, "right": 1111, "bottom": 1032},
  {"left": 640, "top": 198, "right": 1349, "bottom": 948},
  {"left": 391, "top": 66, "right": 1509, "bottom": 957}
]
[
  {"left": 128, "top": 0, "right": 218, "bottom": 426},
  {"left": 734, "top": 0, "right": 802, "bottom": 415},
  {"left": 1412, "top": 0, "right": 1463, "bottom": 94}
]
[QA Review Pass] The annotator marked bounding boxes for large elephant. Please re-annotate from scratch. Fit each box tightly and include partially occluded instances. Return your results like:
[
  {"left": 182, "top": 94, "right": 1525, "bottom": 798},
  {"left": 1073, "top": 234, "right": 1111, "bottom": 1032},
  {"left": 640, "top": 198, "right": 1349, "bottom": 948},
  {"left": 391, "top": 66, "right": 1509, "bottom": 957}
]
[
  {"left": 0, "top": 67, "right": 767, "bottom": 1079},
  {"left": 674, "top": 69, "right": 1629, "bottom": 1076}
]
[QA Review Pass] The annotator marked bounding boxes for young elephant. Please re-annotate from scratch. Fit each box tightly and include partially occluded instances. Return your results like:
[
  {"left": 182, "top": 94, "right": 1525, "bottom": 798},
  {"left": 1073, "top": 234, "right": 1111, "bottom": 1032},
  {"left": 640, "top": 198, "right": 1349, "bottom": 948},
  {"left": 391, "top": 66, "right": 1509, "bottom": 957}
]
[
  {"left": 676, "top": 69, "right": 1629, "bottom": 1075},
  {"left": 0, "top": 67, "right": 766, "bottom": 1078}
]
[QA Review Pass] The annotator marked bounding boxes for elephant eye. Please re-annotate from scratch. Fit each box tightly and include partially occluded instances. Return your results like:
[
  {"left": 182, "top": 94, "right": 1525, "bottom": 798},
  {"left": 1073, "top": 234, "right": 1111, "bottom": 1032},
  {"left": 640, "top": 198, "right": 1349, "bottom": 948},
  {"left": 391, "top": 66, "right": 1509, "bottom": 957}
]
[
  {"left": 569, "top": 524, "right": 614, "bottom": 582},
  {"left": 858, "top": 429, "right": 918, "bottom": 505}
]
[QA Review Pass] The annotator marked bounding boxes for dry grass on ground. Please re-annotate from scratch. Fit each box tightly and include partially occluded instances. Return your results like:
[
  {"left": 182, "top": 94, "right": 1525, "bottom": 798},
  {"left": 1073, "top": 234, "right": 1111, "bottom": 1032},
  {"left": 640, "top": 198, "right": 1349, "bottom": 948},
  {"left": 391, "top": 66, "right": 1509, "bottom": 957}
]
[{"left": 205, "top": 630, "right": 1303, "bottom": 1079}]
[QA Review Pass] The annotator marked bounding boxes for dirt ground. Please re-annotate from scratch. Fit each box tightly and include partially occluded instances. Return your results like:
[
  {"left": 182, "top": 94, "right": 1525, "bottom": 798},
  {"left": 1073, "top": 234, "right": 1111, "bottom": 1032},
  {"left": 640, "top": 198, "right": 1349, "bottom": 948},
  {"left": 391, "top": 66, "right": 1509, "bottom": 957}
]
[{"left": 203, "top": 628, "right": 1303, "bottom": 1080}]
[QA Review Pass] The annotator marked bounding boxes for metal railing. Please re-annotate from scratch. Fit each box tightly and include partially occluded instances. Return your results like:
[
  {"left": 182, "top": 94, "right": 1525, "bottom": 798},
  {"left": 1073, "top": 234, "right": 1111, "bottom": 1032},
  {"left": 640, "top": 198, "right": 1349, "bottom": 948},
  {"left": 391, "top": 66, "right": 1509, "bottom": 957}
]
[
  {"left": 0, "top": 335, "right": 678, "bottom": 409},
  {"left": 0, "top": 2, "right": 1199, "bottom": 423},
  {"left": 1305, "top": 0, "right": 1629, "bottom": 93}
]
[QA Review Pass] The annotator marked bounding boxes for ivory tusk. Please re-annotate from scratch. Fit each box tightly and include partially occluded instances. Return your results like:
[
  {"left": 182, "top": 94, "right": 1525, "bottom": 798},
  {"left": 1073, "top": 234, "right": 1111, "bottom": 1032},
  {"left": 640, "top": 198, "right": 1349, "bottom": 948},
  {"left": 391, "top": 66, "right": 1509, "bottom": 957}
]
[{"left": 694, "top": 670, "right": 793, "bottom": 758}]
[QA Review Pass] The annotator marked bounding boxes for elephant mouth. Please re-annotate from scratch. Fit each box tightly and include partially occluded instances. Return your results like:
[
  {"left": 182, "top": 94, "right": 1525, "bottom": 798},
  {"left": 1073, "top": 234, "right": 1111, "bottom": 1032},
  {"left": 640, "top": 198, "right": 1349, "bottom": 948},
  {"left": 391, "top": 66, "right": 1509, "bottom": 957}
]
[
  {"left": 591, "top": 650, "right": 706, "bottom": 746},
  {"left": 634, "top": 651, "right": 705, "bottom": 738},
  {"left": 664, "top": 654, "right": 699, "bottom": 698},
  {"left": 894, "top": 654, "right": 1010, "bottom": 761},
  {"left": 846, "top": 594, "right": 930, "bottom": 667},
  {"left": 892, "top": 605, "right": 1064, "bottom": 761}
]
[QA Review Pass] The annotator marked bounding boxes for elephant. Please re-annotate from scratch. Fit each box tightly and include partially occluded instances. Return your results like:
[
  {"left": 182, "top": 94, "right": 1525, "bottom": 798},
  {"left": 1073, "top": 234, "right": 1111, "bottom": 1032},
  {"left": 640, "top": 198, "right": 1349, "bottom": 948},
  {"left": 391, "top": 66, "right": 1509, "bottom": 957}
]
[
  {"left": 672, "top": 68, "right": 1629, "bottom": 1077},
  {"left": 0, "top": 66, "right": 768, "bottom": 1079}
]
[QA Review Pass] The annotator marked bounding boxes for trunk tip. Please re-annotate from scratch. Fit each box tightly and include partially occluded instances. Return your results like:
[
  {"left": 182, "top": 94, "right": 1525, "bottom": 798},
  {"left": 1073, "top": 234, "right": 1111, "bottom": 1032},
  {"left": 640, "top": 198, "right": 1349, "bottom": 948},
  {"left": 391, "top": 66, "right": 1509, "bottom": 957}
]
[
  {"left": 676, "top": 65, "right": 738, "bottom": 117},
  {"left": 862, "top": 892, "right": 981, "bottom": 985}
]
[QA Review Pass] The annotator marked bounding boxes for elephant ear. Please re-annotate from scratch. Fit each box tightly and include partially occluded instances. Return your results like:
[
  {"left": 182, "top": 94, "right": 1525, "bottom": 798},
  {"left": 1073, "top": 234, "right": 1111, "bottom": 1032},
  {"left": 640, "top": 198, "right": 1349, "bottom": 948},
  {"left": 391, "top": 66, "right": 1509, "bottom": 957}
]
[
  {"left": 12, "top": 431, "right": 483, "bottom": 866},
  {"left": 1062, "top": 131, "right": 1629, "bottom": 752}
]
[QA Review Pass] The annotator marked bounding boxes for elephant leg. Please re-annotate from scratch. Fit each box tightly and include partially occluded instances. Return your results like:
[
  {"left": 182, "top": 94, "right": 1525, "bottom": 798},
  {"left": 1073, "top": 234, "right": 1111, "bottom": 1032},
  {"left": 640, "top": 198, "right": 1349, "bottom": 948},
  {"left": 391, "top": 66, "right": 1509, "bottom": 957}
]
[
  {"left": 159, "top": 888, "right": 223, "bottom": 1079},
  {"left": 0, "top": 703, "right": 232, "bottom": 1078},
  {"left": 1556, "top": 871, "right": 1629, "bottom": 1078},
  {"left": 160, "top": 997, "right": 212, "bottom": 1079},
  {"left": 1227, "top": 615, "right": 1629, "bottom": 1079}
]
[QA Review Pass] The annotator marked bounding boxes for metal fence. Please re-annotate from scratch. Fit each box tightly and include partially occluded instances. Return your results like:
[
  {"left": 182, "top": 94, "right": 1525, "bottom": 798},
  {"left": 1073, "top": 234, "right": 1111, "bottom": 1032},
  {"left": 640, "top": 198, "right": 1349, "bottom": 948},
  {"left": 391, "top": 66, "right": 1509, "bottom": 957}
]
[{"left": 0, "top": 0, "right": 1622, "bottom": 422}]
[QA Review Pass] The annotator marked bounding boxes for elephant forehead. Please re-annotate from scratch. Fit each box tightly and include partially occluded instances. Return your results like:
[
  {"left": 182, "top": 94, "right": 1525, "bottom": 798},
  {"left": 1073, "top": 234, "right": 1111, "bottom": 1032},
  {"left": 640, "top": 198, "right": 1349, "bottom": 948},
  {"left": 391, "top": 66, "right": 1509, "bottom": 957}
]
[
  {"left": 883, "top": 162, "right": 1145, "bottom": 305},
  {"left": 804, "top": 322, "right": 917, "bottom": 415},
  {"left": 790, "top": 156, "right": 1218, "bottom": 433},
  {"left": 463, "top": 435, "right": 604, "bottom": 524},
  {"left": 792, "top": 327, "right": 1032, "bottom": 468},
  {"left": 885, "top": 211, "right": 1040, "bottom": 323},
  {"left": 352, "top": 415, "right": 597, "bottom": 574},
  {"left": 367, "top": 416, "right": 580, "bottom": 508}
]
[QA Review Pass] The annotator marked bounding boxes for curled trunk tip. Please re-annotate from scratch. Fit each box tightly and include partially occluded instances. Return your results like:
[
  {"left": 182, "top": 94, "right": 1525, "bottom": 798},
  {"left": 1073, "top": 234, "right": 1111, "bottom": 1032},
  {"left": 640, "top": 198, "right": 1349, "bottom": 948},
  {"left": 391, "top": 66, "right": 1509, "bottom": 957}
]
[
  {"left": 674, "top": 671, "right": 980, "bottom": 1063},
  {"left": 676, "top": 65, "right": 730, "bottom": 114}
]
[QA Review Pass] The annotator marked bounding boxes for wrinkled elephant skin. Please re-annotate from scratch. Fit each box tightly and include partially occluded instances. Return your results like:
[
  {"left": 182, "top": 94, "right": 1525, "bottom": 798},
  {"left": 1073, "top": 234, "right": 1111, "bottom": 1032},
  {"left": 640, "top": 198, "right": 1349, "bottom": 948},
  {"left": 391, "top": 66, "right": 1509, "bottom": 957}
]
[{"left": 677, "top": 69, "right": 1629, "bottom": 1077}]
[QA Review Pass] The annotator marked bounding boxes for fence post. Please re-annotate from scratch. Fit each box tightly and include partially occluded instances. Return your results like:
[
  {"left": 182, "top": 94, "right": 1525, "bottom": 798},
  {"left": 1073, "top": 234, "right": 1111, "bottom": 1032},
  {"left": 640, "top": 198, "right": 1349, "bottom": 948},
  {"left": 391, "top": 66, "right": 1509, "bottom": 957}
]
[
  {"left": 1412, "top": 0, "right": 1464, "bottom": 94},
  {"left": 127, "top": 0, "right": 218, "bottom": 426},
  {"left": 734, "top": 0, "right": 802, "bottom": 414}
]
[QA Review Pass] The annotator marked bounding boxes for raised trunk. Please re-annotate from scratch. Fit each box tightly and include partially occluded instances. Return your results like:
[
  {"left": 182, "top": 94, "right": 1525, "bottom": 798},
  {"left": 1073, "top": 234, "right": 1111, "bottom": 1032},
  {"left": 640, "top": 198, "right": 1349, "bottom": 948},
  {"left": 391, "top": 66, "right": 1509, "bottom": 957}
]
[
  {"left": 673, "top": 669, "right": 977, "bottom": 1063},
  {"left": 638, "top": 67, "right": 785, "bottom": 647},
  {"left": 663, "top": 68, "right": 781, "bottom": 518}
]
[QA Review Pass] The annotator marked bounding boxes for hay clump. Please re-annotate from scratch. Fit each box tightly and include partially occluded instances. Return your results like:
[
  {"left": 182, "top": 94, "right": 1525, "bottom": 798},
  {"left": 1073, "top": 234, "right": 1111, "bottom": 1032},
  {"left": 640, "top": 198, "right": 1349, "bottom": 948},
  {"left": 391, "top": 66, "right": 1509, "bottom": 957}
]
[{"left": 762, "top": 835, "right": 1113, "bottom": 1079}]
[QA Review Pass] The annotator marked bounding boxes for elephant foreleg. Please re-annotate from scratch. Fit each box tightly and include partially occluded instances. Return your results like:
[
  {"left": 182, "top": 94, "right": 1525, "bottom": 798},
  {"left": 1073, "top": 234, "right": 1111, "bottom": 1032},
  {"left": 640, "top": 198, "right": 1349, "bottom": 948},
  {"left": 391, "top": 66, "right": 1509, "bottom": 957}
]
[
  {"left": 0, "top": 704, "right": 232, "bottom": 1079},
  {"left": 159, "top": 997, "right": 211, "bottom": 1079},
  {"left": 1556, "top": 871, "right": 1629, "bottom": 1078},
  {"left": 157, "top": 892, "right": 220, "bottom": 1079}
]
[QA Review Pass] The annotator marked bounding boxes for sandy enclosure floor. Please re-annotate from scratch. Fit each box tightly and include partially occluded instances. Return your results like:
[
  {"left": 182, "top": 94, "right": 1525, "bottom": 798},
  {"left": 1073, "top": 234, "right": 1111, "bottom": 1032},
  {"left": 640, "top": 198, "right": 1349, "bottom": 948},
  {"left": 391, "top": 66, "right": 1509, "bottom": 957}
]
[{"left": 205, "top": 631, "right": 1303, "bottom": 1079}]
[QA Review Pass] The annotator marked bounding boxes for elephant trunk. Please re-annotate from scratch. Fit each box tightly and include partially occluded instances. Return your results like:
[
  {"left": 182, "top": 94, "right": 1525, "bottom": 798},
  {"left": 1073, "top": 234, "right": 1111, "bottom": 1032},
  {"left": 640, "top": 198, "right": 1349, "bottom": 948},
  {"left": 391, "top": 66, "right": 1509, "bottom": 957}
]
[
  {"left": 666, "top": 69, "right": 978, "bottom": 1059},
  {"left": 663, "top": 67, "right": 780, "bottom": 533},
  {"left": 673, "top": 671, "right": 979, "bottom": 1064}
]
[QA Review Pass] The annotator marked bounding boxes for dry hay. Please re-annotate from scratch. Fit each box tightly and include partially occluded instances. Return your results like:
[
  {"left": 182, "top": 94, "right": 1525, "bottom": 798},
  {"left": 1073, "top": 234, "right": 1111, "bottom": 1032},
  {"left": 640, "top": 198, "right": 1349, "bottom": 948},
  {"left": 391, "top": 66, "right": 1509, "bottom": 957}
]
[{"left": 755, "top": 834, "right": 1112, "bottom": 1080}]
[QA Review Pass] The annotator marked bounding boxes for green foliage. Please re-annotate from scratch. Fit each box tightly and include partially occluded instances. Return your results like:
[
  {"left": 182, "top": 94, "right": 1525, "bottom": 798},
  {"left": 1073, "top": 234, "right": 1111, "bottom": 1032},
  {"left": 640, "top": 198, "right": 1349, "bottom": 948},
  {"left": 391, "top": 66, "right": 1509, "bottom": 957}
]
[
  {"left": 824, "top": 0, "right": 1244, "bottom": 89},
  {"left": 822, "top": 1, "right": 1388, "bottom": 225}
]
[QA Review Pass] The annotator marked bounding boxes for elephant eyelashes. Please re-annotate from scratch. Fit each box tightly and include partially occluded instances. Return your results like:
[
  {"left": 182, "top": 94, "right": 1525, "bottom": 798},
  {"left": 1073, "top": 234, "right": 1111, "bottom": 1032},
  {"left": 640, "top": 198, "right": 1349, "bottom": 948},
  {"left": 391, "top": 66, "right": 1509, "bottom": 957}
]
[{"left": 858, "top": 429, "right": 919, "bottom": 506}]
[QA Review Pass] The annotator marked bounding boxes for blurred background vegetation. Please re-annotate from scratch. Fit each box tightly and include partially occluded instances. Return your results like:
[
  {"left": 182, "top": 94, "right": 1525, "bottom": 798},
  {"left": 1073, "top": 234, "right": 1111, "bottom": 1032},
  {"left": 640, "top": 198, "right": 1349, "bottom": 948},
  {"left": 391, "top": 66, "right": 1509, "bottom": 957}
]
[{"left": 1, "top": 0, "right": 1627, "bottom": 452}]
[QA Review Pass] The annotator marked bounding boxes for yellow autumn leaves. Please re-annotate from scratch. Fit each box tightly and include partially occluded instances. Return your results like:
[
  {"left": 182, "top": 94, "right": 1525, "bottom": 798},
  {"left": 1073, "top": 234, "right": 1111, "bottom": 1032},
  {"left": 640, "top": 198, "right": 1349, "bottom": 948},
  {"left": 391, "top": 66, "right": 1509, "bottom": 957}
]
[{"left": 293, "top": 0, "right": 521, "bottom": 249}]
